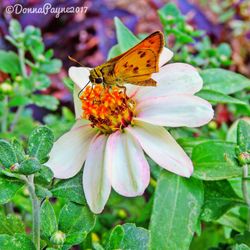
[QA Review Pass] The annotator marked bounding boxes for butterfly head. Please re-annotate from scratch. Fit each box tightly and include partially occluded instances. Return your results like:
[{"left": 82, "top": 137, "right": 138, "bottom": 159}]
[{"left": 89, "top": 69, "right": 103, "bottom": 85}]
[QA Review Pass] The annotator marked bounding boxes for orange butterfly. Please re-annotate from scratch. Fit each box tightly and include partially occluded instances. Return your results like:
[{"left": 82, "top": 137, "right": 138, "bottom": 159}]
[{"left": 70, "top": 31, "right": 164, "bottom": 91}]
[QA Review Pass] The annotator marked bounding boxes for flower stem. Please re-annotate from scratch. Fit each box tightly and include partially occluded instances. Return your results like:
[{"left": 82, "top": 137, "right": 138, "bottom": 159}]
[
  {"left": 18, "top": 48, "right": 27, "bottom": 77},
  {"left": 22, "top": 175, "right": 40, "bottom": 249},
  {"left": 242, "top": 164, "right": 250, "bottom": 231},
  {"left": 9, "top": 105, "right": 24, "bottom": 132},
  {"left": 1, "top": 96, "right": 8, "bottom": 133}
]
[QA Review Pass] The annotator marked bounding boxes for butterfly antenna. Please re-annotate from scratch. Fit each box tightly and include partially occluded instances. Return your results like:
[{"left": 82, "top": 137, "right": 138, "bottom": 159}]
[
  {"left": 78, "top": 80, "right": 91, "bottom": 99},
  {"left": 68, "top": 56, "right": 85, "bottom": 67}
]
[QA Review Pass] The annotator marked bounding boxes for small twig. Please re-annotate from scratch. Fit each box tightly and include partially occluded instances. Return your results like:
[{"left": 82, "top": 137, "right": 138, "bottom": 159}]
[
  {"left": 1, "top": 97, "right": 8, "bottom": 133},
  {"left": 9, "top": 105, "right": 24, "bottom": 132}
]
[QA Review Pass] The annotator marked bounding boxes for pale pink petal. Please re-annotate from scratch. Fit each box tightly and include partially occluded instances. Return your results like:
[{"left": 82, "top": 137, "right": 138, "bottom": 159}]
[
  {"left": 73, "top": 84, "right": 83, "bottom": 119},
  {"left": 83, "top": 134, "right": 111, "bottom": 214},
  {"left": 46, "top": 124, "right": 97, "bottom": 179},
  {"left": 135, "top": 95, "right": 214, "bottom": 127},
  {"left": 106, "top": 131, "right": 150, "bottom": 197},
  {"left": 126, "top": 121, "right": 193, "bottom": 177},
  {"left": 159, "top": 47, "right": 174, "bottom": 67},
  {"left": 71, "top": 118, "right": 91, "bottom": 129},
  {"left": 69, "top": 66, "right": 90, "bottom": 89},
  {"left": 134, "top": 63, "right": 203, "bottom": 101}
]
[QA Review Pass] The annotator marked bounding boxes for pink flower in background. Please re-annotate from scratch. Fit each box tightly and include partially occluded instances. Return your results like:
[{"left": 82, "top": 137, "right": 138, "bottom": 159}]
[{"left": 47, "top": 48, "right": 214, "bottom": 213}]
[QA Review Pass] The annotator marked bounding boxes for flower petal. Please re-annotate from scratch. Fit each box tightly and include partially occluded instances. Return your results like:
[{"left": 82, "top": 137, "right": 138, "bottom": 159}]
[
  {"left": 46, "top": 124, "right": 96, "bottom": 179},
  {"left": 69, "top": 66, "right": 90, "bottom": 89},
  {"left": 73, "top": 84, "right": 83, "bottom": 119},
  {"left": 135, "top": 94, "right": 214, "bottom": 127},
  {"left": 106, "top": 131, "right": 150, "bottom": 197},
  {"left": 126, "top": 121, "right": 193, "bottom": 177},
  {"left": 135, "top": 63, "right": 203, "bottom": 101},
  {"left": 83, "top": 134, "right": 111, "bottom": 214},
  {"left": 159, "top": 47, "right": 174, "bottom": 67}
]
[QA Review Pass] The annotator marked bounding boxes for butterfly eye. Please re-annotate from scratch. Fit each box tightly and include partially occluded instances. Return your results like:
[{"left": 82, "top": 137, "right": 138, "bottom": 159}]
[{"left": 95, "top": 77, "right": 103, "bottom": 84}]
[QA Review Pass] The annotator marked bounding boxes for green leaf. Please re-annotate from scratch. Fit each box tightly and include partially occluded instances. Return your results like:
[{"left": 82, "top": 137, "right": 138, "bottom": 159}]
[
  {"left": 0, "top": 234, "right": 35, "bottom": 250},
  {"left": 237, "top": 120, "right": 250, "bottom": 152},
  {"left": 197, "top": 89, "right": 248, "bottom": 106},
  {"left": 51, "top": 172, "right": 86, "bottom": 205},
  {"left": 120, "top": 224, "right": 149, "bottom": 250},
  {"left": 192, "top": 141, "right": 241, "bottom": 180},
  {"left": 201, "top": 180, "right": 245, "bottom": 221},
  {"left": 114, "top": 17, "right": 139, "bottom": 52},
  {"left": 40, "top": 199, "right": 57, "bottom": 238},
  {"left": 0, "top": 213, "right": 25, "bottom": 235},
  {"left": 106, "top": 225, "right": 125, "bottom": 250},
  {"left": 11, "top": 138, "right": 25, "bottom": 163},
  {"left": 235, "top": 231, "right": 250, "bottom": 247},
  {"left": 107, "top": 44, "right": 122, "bottom": 60},
  {"left": 35, "top": 184, "right": 52, "bottom": 199},
  {"left": 34, "top": 74, "right": 51, "bottom": 90},
  {"left": 40, "top": 59, "right": 62, "bottom": 74},
  {"left": 9, "top": 95, "right": 31, "bottom": 107},
  {"left": 31, "top": 95, "right": 59, "bottom": 111},
  {"left": 233, "top": 244, "right": 250, "bottom": 250},
  {"left": 58, "top": 202, "right": 96, "bottom": 245},
  {"left": 0, "top": 51, "right": 21, "bottom": 75},
  {"left": 35, "top": 165, "right": 54, "bottom": 186},
  {"left": 15, "top": 158, "right": 41, "bottom": 175},
  {"left": 217, "top": 210, "right": 246, "bottom": 233},
  {"left": 27, "top": 126, "right": 54, "bottom": 162},
  {"left": 158, "top": 3, "right": 181, "bottom": 25},
  {"left": 149, "top": 170, "right": 204, "bottom": 250},
  {"left": 200, "top": 69, "right": 250, "bottom": 94},
  {"left": 0, "top": 176, "right": 23, "bottom": 204},
  {"left": 9, "top": 19, "right": 22, "bottom": 39},
  {"left": 0, "top": 140, "right": 18, "bottom": 168}
]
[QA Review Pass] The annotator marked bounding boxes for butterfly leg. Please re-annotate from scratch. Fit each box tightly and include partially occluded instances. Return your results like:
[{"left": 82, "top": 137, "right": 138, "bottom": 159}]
[{"left": 116, "top": 84, "right": 127, "bottom": 96}]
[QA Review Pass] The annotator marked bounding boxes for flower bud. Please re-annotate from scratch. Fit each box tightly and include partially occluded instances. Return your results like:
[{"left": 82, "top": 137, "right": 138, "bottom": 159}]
[
  {"left": 208, "top": 121, "right": 217, "bottom": 130},
  {"left": 238, "top": 152, "right": 250, "bottom": 166},
  {"left": 0, "top": 83, "right": 13, "bottom": 94},
  {"left": 37, "top": 54, "right": 46, "bottom": 62},
  {"left": 15, "top": 76, "right": 23, "bottom": 83},
  {"left": 117, "top": 209, "right": 127, "bottom": 219},
  {"left": 50, "top": 231, "right": 66, "bottom": 245}
]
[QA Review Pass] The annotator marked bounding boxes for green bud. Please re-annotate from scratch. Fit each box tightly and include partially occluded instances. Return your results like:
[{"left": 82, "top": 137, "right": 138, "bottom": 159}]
[
  {"left": 185, "top": 24, "right": 194, "bottom": 33},
  {"left": 37, "top": 54, "right": 46, "bottom": 62},
  {"left": 13, "top": 158, "right": 41, "bottom": 175},
  {"left": 117, "top": 209, "right": 127, "bottom": 219},
  {"left": 220, "top": 55, "right": 227, "bottom": 62},
  {"left": 50, "top": 231, "right": 66, "bottom": 245},
  {"left": 208, "top": 121, "right": 218, "bottom": 130},
  {"left": 15, "top": 76, "right": 23, "bottom": 83},
  {"left": 0, "top": 83, "right": 13, "bottom": 94},
  {"left": 238, "top": 152, "right": 250, "bottom": 166}
]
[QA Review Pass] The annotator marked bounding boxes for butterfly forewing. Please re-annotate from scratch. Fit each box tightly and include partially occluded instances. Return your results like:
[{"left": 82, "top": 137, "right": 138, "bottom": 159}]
[{"left": 113, "top": 31, "right": 164, "bottom": 86}]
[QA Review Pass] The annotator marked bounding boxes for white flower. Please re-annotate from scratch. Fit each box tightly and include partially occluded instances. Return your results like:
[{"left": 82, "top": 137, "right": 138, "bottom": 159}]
[{"left": 47, "top": 48, "right": 214, "bottom": 213}]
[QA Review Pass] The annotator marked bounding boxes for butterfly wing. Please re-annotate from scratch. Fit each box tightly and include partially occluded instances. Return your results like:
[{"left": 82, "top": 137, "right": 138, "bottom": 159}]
[{"left": 113, "top": 31, "right": 164, "bottom": 86}]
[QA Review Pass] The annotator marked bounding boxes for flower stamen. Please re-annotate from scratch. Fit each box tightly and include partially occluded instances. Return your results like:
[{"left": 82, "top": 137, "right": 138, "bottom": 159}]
[{"left": 80, "top": 85, "right": 135, "bottom": 133}]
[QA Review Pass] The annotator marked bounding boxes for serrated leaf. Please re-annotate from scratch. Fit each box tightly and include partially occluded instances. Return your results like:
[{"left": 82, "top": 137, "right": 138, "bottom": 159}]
[
  {"left": 51, "top": 172, "right": 86, "bottom": 205},
  {"left": 192, "top": 141, "right": 241, "bottom": 180},
  {"left": 27, "top": 126, "right": 54, "bottom": 162},
  {"left": 40, "top": 59, "right": 62, "bottom": 74},
  {"left": 201, "top": 180, "right": 245, "bottom": 221},
  {"left": 0, "top": 140, "right": 18, "bottom": 168},
  {"left": 150, "top": 170, "right": 203, "bottom": 250},
  {"left": 201, "top": 69, "right": 250, "bottom": 94}
]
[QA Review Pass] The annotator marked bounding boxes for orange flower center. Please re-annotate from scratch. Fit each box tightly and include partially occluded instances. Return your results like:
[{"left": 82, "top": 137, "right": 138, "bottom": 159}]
[{"left": 80, "top": 85, "right": 135, "bottom": 134}]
